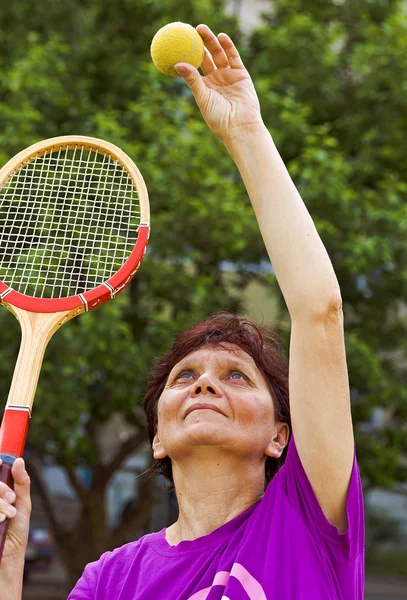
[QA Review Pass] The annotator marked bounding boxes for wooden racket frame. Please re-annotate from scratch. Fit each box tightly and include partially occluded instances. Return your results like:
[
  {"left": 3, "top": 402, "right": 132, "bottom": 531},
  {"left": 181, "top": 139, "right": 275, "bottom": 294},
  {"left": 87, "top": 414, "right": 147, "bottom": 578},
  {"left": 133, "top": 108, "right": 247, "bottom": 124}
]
[{"left": 0, "top": 135, "right": 150, "bottom": 457}]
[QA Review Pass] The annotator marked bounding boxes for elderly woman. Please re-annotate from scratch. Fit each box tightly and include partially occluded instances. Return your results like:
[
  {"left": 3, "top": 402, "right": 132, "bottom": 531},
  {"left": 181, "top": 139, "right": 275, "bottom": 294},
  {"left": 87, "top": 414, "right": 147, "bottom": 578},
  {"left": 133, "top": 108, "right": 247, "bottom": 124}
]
[{"left": 1, "top": 25, "right": 364, "bottom": 600}]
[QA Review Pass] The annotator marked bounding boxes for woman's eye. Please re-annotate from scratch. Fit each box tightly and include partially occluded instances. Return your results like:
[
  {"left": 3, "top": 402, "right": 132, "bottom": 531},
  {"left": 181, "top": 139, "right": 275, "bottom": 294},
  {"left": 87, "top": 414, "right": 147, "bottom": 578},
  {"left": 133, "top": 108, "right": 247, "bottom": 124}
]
[
  {"left": 230, "top": 371, "right": 244, "bottom": 380},
  {"left": 178, "top": 371, "right": 192, "bottom": 380}
]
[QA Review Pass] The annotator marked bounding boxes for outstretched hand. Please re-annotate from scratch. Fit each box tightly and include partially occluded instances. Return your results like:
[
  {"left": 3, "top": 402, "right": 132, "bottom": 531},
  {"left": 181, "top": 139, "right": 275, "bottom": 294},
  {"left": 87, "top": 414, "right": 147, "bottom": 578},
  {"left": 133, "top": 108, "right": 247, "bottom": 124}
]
[
  {"left": 0, "top": 457, "right": 31, "bottom": 564},
  {"left": 175, "top": 24, "right": 263, "bottom": 142}
]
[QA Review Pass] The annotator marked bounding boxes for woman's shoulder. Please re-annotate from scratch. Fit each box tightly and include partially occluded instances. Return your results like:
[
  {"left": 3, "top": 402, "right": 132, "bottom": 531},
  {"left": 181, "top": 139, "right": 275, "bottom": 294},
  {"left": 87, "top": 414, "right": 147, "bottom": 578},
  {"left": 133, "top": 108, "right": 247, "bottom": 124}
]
[
  {"left": 90, "top": 530, "right": 161, "bottom": 573},
  {"left": 68, "top": 532, "right": 161, "bottom": 599}
]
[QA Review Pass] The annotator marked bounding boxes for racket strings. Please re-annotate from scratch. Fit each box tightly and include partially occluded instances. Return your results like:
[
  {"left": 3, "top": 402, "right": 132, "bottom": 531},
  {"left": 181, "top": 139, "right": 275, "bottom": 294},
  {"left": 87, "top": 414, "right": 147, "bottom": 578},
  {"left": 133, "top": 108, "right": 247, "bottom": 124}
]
[{"left": 0, "top": 146, "right": 141, "bottom": 299}]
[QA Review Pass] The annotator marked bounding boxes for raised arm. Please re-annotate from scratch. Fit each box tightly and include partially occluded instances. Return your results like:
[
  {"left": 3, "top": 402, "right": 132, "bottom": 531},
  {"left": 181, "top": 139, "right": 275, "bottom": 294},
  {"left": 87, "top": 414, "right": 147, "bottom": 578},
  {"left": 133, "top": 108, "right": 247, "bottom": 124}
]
[{"left": 176, "top": 25, "right": 354, "bottom": 533}]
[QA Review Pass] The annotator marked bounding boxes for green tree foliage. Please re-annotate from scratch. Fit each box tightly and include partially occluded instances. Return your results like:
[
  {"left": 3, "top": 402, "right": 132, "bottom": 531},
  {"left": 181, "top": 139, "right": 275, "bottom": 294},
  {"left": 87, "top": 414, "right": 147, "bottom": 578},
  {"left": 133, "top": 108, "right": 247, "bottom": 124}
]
[{"left": 0, "top": 0, "right": 406, "bottom": 587}]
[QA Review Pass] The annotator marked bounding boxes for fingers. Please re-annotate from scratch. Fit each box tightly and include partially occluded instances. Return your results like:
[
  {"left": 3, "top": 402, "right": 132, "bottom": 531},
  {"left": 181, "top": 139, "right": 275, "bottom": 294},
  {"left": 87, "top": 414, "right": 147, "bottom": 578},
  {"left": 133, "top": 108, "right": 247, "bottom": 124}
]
[
  {"left": 174, "top": 25, "right": 246, "bottom": 102},
  {"left": 200, "top": 47, "right": 216, "bottom": 76},
  {"left": 217, "top": 33, "right": 246, "bottom": 70},
  {"left": 174, "top": 63, "right": 208, "bottom": 101},
  {"left": 11, "top": 457, "right": 29, "bottom": 487},
  {"left": 196, "top": 25, "right": 245, "bottom": 71},
  {"left": 0, "top": 482, "right": 15, "bottom": 505},
  {"left": 0, "top": 463, "right": 17, "bottom": 523},
  {"left": 12, "top": 458, "right": 31, "bottom": 514},
  {"left": 196, "top": 24, "right": 229, "bottom": 70},
  {"left": 0, "top": 457, "right": 31, "bottom": 522},
  {"left": 0, "top": 497, "right": 17, "bottom": 521}
]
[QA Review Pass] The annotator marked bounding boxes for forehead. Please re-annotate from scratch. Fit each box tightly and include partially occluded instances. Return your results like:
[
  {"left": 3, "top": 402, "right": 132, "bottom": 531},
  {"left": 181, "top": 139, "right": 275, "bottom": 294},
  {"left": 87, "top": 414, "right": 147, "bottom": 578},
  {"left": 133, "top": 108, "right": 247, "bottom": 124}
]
[{"left": 173, "top": 344, "right": 258, "bottom": 371}]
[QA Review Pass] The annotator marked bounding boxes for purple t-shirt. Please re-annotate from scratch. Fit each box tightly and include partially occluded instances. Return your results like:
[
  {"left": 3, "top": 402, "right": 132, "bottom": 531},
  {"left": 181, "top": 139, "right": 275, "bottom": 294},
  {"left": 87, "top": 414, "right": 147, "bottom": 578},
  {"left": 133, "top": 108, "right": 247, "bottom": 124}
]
[{"left": 68, "top": 435, "right": 365, "bottom": 599}]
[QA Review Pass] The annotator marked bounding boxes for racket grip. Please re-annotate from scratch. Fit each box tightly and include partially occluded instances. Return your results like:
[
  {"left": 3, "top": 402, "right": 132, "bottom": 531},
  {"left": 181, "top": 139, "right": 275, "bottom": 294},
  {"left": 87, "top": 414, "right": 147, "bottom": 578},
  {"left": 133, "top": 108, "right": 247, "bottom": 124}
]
[{"left": 0, "top": 454, "right": 16, "bottom": 560}]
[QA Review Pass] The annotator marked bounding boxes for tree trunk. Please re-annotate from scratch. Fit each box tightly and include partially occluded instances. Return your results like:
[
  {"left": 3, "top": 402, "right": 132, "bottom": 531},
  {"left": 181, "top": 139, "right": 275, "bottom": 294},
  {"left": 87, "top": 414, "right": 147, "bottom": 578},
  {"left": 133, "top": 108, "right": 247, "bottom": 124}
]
[
  {"left": 56, "top": 489, "right": 109, "bottom": 592},
  {"left": 56, "top": 476, "right": 155, "bottom": 594}
]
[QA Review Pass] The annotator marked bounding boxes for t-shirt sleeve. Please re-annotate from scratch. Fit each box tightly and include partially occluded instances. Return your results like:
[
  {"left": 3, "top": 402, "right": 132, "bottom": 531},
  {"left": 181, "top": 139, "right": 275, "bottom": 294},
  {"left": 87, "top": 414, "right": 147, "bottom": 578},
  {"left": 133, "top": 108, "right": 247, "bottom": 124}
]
[
  {"left": 275, "top": 433, "right": 365, "bottom": 563},
  {"left": 67, "top": 555, "right": 104, "bottom": 599},
  {"left": 66, "top": 540, "right": 141, "bottom": 599}
]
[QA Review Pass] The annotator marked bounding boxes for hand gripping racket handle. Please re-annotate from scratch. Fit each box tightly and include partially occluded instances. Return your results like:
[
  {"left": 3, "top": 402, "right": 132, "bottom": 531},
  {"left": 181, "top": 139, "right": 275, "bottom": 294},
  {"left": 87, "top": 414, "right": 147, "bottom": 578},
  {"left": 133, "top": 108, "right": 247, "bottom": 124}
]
[{"left": 0, "top": 454, "right": 16, "bottom": 560}]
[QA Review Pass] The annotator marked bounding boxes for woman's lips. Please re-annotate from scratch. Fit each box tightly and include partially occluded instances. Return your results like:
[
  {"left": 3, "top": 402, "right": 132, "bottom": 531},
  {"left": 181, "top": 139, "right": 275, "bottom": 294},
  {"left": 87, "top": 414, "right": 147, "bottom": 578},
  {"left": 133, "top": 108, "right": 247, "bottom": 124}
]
[{"left": 184, "top": 403, "right": 223, "bottom": 418}]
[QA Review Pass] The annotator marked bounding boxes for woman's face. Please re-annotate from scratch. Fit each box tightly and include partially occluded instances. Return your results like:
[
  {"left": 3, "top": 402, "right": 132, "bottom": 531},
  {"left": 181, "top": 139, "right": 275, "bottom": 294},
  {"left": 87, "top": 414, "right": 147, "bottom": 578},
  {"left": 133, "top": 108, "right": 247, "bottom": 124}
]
[{"left": 152, "top": 344, "right": 287, "bottom": 464}]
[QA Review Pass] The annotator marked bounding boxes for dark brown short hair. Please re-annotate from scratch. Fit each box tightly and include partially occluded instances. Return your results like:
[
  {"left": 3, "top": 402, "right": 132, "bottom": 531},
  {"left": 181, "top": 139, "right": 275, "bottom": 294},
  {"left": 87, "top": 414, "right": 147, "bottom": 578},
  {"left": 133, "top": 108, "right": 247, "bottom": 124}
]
[{"left": 143, "top": 313, "right": 291, "bottom": 489}]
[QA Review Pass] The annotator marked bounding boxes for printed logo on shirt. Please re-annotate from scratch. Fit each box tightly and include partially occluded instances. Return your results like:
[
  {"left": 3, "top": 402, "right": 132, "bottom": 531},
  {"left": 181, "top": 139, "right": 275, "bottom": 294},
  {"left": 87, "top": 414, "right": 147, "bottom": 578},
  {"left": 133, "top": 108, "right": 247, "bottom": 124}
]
[{"left": 188, "top": 563, "right": 267, "bottom": 600}]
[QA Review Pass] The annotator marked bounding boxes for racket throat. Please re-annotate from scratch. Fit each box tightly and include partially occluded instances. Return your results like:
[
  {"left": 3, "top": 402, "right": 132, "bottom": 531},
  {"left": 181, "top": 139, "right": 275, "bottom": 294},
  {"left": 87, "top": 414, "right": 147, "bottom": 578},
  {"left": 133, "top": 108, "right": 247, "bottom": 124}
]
[{"left": 1, "top": 307, "right": 76, "bottom": 457}]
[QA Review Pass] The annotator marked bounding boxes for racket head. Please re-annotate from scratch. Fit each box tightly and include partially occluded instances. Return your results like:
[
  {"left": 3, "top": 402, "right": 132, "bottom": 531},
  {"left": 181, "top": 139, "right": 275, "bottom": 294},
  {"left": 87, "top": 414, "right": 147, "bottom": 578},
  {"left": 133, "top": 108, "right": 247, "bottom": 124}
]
[{"left": 0, "top": 135, "right": 150, "bottom": 314}]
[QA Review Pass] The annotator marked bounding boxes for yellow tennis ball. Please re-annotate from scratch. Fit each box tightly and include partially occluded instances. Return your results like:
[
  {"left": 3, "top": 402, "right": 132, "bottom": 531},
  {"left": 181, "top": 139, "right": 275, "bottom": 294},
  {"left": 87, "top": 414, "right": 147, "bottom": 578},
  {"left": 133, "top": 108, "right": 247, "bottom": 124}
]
[{"left": 151, "top": 22, "right": 204, "bottom": 77}]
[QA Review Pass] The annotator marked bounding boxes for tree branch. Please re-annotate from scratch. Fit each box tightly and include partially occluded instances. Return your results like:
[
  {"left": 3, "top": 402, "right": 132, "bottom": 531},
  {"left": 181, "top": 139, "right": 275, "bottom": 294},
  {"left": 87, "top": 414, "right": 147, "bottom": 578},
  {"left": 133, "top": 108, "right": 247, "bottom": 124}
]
[
  {"left": 110, "top": 463, "right": 155, "bottom": 548},
  {"left": 25, "top": 456, "right": 66, "bottom": 536},
  {"left": 95, "top": 431, "right": 148, "bottom": 490},
  {"left": 84, "top": 417, "right": 102, "bottom": 465},
  {"left": 64, "top": 465, "right": 90, "bottom": 507}
]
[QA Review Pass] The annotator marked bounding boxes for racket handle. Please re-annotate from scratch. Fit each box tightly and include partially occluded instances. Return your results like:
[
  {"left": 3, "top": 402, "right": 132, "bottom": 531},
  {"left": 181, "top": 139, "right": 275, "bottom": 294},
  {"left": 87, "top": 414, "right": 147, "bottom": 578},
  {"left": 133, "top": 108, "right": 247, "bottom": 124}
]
[{"left": 0, "top": 454, "right": 16, "bottom": 560}]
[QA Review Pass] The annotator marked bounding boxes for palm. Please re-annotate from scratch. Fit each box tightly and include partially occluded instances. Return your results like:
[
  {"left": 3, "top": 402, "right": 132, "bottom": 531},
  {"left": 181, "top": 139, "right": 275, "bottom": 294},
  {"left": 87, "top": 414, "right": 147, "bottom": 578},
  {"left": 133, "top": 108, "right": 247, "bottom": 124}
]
[
  {"left": 198, "top": 68, "right": 262, "bottom": 139},
  {"left": 178, "top": 26, "right": 263, "bottom": 141},
  {"left": 3, "top": 513, "right": 29, "bottom": 560}
]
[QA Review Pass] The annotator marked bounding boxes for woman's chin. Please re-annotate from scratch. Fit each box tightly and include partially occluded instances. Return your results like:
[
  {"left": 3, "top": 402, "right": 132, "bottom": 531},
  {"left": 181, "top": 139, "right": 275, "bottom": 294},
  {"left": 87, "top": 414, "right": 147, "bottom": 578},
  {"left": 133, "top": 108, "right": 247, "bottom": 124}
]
[{"left": 184, "top": 420, "right": 230, "bottom": 444}]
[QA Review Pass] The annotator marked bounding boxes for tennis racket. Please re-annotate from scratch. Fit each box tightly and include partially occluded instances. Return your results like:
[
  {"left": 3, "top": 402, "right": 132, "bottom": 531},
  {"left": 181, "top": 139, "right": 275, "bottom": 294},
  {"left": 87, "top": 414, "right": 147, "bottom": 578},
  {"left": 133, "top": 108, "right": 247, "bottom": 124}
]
[{"left": 0, "top": 135, "right": 150, "bottom": 558}]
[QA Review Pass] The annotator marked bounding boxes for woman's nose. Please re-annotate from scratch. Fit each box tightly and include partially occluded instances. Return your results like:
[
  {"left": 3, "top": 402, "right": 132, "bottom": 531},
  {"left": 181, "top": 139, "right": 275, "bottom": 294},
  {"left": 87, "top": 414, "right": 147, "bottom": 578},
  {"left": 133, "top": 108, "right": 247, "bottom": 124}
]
[{"left": 191, "top": 374, "right": 222, "bottom": 398}]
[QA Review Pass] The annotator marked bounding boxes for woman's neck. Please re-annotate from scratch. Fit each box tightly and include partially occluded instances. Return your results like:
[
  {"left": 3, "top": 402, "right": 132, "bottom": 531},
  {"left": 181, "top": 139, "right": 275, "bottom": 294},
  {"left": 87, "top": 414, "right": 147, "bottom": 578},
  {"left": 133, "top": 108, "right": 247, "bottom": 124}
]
[{"left": 166, "top": 452, "right": 265, "bottom": 546}]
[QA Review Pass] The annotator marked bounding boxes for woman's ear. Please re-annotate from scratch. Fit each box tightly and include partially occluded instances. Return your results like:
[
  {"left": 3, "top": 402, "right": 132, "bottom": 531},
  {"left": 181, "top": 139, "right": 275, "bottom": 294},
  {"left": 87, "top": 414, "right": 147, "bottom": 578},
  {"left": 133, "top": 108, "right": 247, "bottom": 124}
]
[
  {"left": 264, "top": 423, "right": 290, "bottom": 459},
  {"left": 152, "top": 432, "right": 167, "bottom": 459}
]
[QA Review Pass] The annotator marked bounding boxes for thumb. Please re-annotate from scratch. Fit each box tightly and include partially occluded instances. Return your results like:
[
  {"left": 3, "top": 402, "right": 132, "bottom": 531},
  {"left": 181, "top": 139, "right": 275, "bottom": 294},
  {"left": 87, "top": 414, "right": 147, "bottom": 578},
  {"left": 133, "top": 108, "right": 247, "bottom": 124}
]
[
  {"left": 11, "top": 458, "right": 31, "bottom": 517},
  {"left": 174, "top": 63, "right": 208, "bottom": 101}
]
